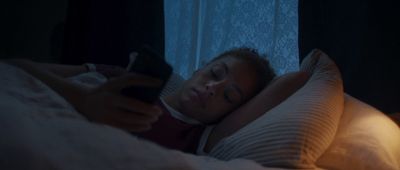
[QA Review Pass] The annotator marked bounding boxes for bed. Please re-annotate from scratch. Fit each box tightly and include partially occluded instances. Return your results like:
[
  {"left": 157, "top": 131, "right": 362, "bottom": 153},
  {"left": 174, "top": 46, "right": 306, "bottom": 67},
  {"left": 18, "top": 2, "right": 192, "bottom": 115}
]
[{"left": 0, "top": 50, "right": 399, "bottom": 170}]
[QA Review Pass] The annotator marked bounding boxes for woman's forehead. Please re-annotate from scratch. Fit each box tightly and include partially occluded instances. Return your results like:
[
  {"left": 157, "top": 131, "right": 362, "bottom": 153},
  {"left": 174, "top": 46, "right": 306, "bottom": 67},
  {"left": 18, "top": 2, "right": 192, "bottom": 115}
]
[{"left": 215, "top": 57, "right": 259, "bottom": 98}]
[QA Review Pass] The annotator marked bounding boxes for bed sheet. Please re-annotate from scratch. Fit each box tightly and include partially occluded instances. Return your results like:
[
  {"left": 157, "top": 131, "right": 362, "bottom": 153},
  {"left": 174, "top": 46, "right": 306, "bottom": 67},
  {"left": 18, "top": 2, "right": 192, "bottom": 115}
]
[{"left": 0, "top": 62, "right": 281, "bottom": 170}]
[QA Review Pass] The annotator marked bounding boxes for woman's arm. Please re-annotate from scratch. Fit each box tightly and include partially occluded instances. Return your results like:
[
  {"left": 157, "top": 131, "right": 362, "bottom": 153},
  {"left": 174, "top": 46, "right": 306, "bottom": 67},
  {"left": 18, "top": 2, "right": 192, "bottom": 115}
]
[
  {"left": 5, "top": 59, "right": 163, "bottom": 132},
  {"left": 6, "top": 59, "right": 90, "bottom": 78},
  {"left": 34, "top": 62, "right": 89, "bottom": 78},
  {"left": 38, "top": 61, "right": 128, "bottom": 79},
  {"left": 6, "top": 59, "right": 91, "bottom": 109}
]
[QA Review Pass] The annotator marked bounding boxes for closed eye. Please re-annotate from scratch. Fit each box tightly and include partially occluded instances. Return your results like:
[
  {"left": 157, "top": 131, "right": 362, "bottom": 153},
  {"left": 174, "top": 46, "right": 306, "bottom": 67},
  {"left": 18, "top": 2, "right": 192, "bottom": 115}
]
[
  {"left": 211, "top": 69, "right": 218, "bottom": 79},
  {"left": 224, "top": 92, "right": 234, "bottom": 104},
  {"left": 210, "top": 63, "right": 227, "bottom": 80}
]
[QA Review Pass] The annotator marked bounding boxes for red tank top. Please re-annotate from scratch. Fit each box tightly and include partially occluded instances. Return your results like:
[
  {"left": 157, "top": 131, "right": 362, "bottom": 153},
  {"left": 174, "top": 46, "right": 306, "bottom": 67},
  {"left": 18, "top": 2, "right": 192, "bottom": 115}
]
[{"left": 135, "top": 100, "right": 205, "bottom": 153}]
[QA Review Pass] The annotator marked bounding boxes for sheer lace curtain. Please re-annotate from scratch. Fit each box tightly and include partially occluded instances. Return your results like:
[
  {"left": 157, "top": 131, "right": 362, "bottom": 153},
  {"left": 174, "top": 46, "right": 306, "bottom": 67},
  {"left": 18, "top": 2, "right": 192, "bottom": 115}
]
[{"left": 164, "top": 0, "right": 299, "bottom": 78}]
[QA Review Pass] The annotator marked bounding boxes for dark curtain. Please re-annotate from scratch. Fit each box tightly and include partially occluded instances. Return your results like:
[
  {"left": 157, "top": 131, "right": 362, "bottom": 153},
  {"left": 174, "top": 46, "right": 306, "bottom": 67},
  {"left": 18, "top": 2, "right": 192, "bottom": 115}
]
[
  {"left": 299, "top": 0, "right": 400, "bottom": 113},
  {"left": 62, "top": 0, "right": 164, "bottom": 67}
]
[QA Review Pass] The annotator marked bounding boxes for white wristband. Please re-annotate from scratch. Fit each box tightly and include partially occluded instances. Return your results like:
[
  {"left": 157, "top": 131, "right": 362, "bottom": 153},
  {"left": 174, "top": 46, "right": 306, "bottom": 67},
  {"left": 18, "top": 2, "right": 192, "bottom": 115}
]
[{"left": 84, "top": 63, "right": 96, "bottom": 72}]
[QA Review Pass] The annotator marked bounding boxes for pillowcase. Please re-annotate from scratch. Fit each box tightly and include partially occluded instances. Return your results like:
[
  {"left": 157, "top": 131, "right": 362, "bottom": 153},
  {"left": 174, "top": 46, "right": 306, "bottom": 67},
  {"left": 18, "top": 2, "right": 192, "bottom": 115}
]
[
  {"left": 208, "top": 49, "right": 345, "bottom": 169},
  {"left": 316, "top": 94, "right": 400, "bottom": 170},
  {"left": 389, "top": 112, "right": 400, "bottom": 126},
  {"left": 204, "top": 71, "right": 310, "bottom": 152}
]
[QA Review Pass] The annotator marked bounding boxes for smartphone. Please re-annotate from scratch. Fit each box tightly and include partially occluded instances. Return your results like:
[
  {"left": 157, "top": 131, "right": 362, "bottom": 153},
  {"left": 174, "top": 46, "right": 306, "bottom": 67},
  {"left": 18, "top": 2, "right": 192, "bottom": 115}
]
[{"left": 120, "top": 46, "right": 173, "bottom": 103}]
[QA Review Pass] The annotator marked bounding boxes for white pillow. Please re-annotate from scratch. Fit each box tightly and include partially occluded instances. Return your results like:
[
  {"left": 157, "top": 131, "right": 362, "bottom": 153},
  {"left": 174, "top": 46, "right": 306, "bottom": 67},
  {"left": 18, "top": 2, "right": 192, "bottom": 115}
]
[
  {"left": 208, "top": 49, "right": 345, "bottom": 168},
  {"left": 316, "top": 94, "right": 400, "bottom": 170}
]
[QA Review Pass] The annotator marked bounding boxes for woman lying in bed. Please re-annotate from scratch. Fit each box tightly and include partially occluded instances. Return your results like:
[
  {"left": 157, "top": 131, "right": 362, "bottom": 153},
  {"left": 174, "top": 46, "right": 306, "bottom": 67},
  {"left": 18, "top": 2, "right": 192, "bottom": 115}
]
[{"left": 6, "top": 47, "right": 310, "bottom": 155}]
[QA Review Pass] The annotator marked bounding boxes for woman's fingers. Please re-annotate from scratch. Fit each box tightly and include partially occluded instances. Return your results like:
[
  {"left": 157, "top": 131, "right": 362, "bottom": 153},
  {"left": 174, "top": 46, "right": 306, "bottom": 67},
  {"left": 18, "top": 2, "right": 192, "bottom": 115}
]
[
  {"left": 99, "top": 108, "right": 160, "bottom": 132},
  {"left": 101, "top": 117, "right": 152, "bottom": 132},
  {"left": 114, "top": 108, "right": 160, "bottom": 124},
  {"left": 79, "top": 73, "right": 166, "bottom": 132},
  {"left": 95, "top": 64, "right": 128, "bottom": 79},
  {"left": 109, "top": 93, "right": 162, "bottom": 116},
  {"left": 105, "top": 73, "right": 162, "bottom": 92}
]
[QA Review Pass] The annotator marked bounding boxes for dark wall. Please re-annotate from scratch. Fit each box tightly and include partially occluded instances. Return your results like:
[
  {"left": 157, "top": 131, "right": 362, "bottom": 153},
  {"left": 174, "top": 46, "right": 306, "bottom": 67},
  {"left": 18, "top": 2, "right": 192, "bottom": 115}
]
[
  {"left": 0, "top": 0, "right": 68, "bottom": 62},
  {"left": 299, "top": 0, "right": 400, "bottom": 113},
  {"left": 62, "top": 0, "right": 165, "bottom": 67}
]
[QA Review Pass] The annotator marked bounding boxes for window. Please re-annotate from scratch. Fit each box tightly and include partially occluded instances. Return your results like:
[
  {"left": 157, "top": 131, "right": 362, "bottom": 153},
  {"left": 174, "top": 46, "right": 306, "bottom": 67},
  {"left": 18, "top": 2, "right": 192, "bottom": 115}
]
[{"left": 164, "top": 0, "right": 299, "bottom": 78}]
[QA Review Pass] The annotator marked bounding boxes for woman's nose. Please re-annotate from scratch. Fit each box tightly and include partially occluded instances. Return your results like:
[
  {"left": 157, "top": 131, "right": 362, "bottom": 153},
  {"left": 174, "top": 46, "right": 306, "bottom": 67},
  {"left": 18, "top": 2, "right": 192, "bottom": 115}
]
[{"left": 205, "top": 79, "right": 227, "bottom": 97}]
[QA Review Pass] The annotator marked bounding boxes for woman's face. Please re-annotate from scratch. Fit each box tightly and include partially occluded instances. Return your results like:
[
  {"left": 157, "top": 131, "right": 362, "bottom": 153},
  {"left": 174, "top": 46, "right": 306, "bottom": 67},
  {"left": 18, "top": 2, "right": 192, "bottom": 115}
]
[{"left": 176, "top": 56, "right": 259, "bottom": 124}]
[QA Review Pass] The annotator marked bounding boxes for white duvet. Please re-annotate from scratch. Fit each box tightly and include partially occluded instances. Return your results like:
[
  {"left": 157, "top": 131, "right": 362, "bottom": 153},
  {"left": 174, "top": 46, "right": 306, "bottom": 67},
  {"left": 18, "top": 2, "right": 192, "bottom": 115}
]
[{"left": 0, "top": 63, "right": 280, "bottom": 170}]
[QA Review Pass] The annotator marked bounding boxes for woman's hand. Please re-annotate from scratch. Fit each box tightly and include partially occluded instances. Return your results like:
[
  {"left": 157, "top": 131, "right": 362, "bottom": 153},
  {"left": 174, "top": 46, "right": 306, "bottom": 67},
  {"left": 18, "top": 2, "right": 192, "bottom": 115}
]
[
  {"left": 93, "top": 64, "right": 128, "bottom": 79},
  {"left": 5, "top": 59, "right": 161, "bottom": 132},
  {"left": 78, "top": 73, "right": 163, "bottom": 132}
]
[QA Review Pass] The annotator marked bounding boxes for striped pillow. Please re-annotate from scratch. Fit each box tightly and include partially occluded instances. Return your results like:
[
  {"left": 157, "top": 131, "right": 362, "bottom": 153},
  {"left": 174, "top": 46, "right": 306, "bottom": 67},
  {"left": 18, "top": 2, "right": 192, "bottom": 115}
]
[
  {"left": 208, "top": 49, "right": 344, "bottom": 168},
  {"left": 316, "top": 95, "right": 400, "bottom": 170}
]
